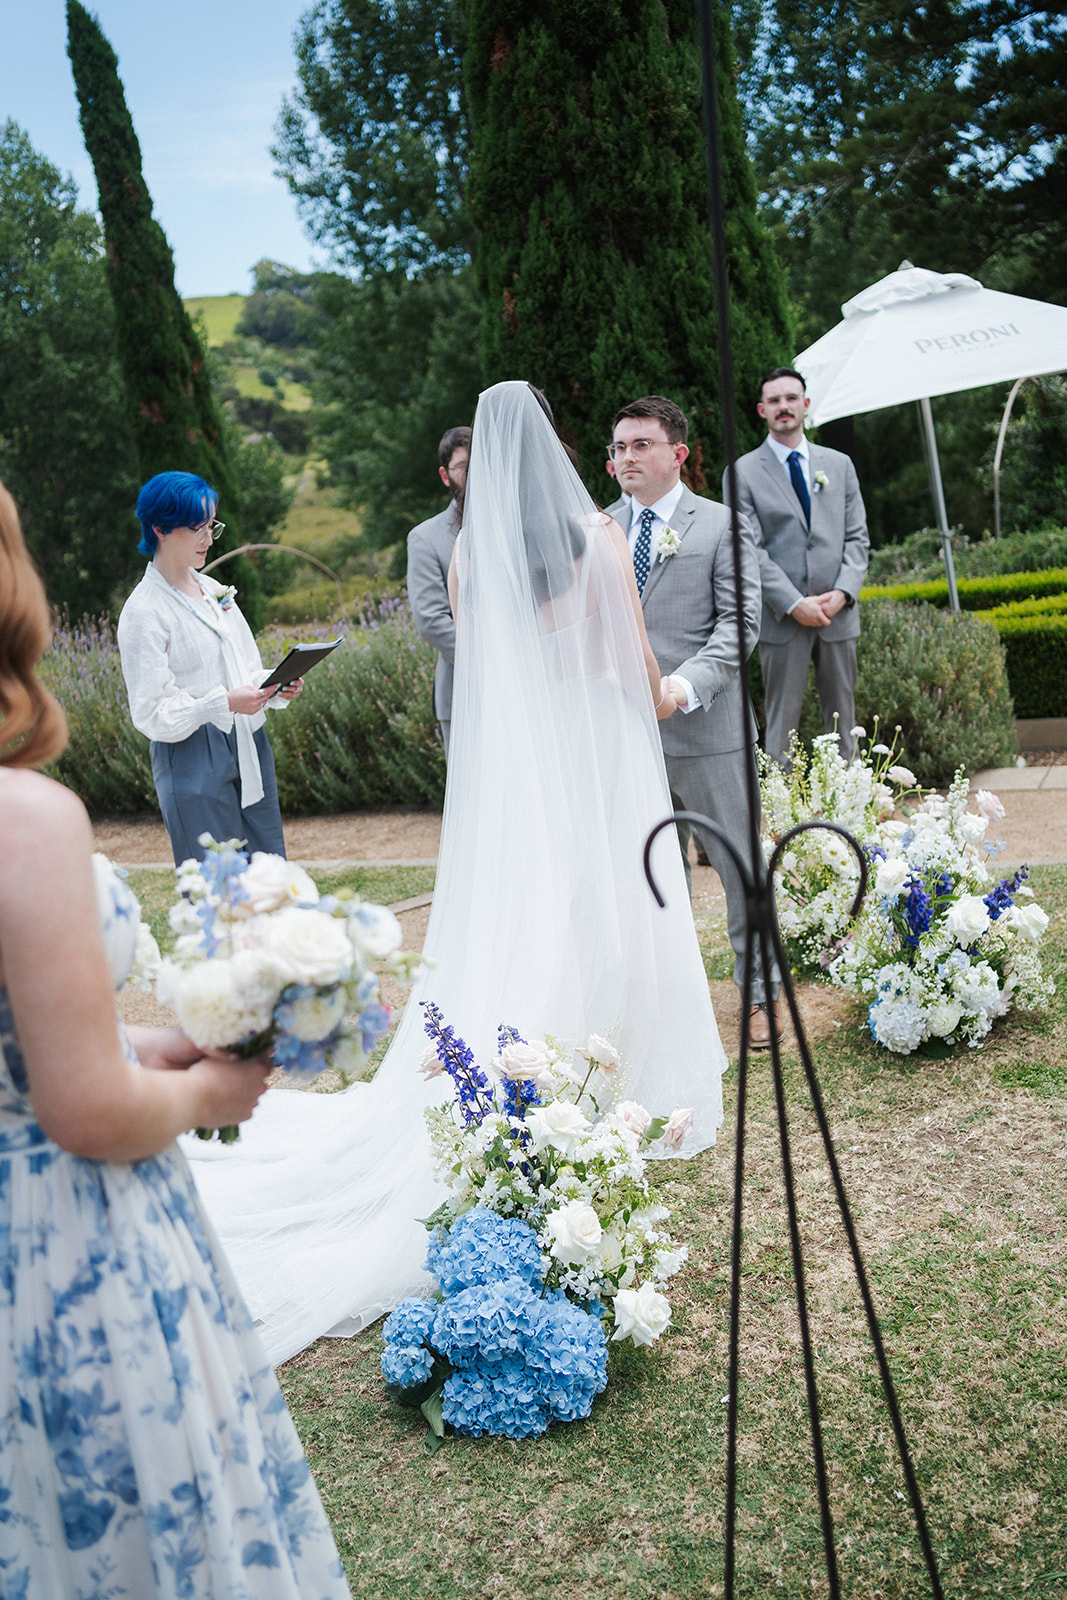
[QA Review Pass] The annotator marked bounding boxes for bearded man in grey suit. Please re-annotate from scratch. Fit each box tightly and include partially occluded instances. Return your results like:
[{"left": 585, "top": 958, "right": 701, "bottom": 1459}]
[
  {"left": 605, "top": 395, "right": 781, "bottom": 1051},
  {"left": 725, "top": 367, "right": 869, "bottom": 766},
  {"left": 406, "top": 425, "right": 470, "bottom": 759}
]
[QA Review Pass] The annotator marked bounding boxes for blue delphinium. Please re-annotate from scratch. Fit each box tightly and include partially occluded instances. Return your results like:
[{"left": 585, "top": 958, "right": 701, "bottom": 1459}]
[
  {"left": 420, "top": 1000, "right": 493, "bottom": 1126},
  {"left": 425, "top": 1207, "right": 544, "bottom": 1297},
  {"left": 985, "top": 865, "right": 1028, "bottom": 921}
]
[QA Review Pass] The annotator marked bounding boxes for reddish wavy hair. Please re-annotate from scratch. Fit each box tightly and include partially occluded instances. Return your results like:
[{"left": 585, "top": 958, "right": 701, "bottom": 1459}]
[{"left": 0, "top": 480, "right": 68, "bottom": 768}]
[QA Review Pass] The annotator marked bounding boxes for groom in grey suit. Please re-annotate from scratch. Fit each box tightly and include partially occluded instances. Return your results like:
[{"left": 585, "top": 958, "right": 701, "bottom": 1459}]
[
  {"left": 406, "top": 426, "right": 470, "bottom": 759},
  {"left": 606, "top": 395, "right": 781, "bottom": 1050},
  {"left": 725, "top": 367, "right": 869, "bottom": 765}
]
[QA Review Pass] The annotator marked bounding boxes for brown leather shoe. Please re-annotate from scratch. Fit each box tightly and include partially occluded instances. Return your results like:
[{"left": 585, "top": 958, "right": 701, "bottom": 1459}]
[{"left": 748, "top": 1001, "right": 784, "bottom": 1051}]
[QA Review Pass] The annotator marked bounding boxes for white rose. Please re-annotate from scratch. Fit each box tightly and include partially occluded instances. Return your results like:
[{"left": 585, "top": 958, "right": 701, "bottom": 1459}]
[
  {"left": 265, "top": 907, "right": 354, "bottom": 985},
  {"left": 127, "top": 923, "right": 162, "bottom": 992},
  {"left": 615, "top": 1100, "right": 652, "bottom": 1136},
  {"left": 348, "top": 903, "right": 403, "bottom": 960},
  {"left": 874, "top": 856, "right": 909, "bottom": 899},
  {"left": 582, "top": 1033, "right": 621, "bottom": 1074},
  {"left": 239, "top": 852, "right": 319, "bottom": 915},
  {"left": 611, "top": 1281, "right": 672, "bottom": 1346},
  {"left": 960, "top": 813, "right": 988, "bottom": 844},
  {"left": 280, "top": 988, "right": 349, "bottom": 1042},
  {"left": 944, "top": 895, "right": 991, "bottom": 942},
  {"left": 496, "top": 1039, "right": 554, "bottom": 1086},
  {"left": 226, "top": 946, "right": 283, "bottom": 1032},
  {"left": 172, "top": 960, "right": 250, "bottom": 1049},
  {"left": 545, "top": 1200, "right": 603, "bottom": 1265},
  {"left": 168, "top": 898, "right": 202, "bottom": 937},
  {"left": 526, "top": 1099, "right": 591, "bottom": 1156},
  {"left": 419, "top": 1043, "right": 444, "bottom": 1079},
  {"left": 887, "top": 765, "right": 917, "bottom": 787},
  {"left": 1009, "top": 902, "right": 1049, "bottom": 944},
  {"left": 880, "top": 820, "right": 909, "bottom": 838},
  {"left": 661, "top": 1106, "right": 695, "bottom": 1152},
  {"left": 928, "top": 999, "right": 963, "bottom": 1037},
  {"left": 974, "top": 790, "right": 1006, "bottom": 822}
]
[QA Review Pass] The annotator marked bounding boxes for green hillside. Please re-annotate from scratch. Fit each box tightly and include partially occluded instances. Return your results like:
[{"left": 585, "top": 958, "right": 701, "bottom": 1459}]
[{"left": 183, "top": 293, "right": 244, "bottom": 345}]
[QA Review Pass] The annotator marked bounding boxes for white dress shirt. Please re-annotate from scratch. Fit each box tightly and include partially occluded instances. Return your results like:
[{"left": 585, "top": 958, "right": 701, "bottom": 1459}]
[
  {"left": 623, "top": 483, "right": 697, "bottom": 713},
  {"left": 117, "top": 564, "right": 276, "bottom": 806}
]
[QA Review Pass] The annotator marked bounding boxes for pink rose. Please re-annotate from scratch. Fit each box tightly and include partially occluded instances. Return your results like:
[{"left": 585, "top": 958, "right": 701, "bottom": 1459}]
[
  {"left": 615, "top": 1100, "right": 652, "bottom": 1136},
  {"left": 974, "top": 789, "right": 1006, "bottom": 823},
  {"left": 661, "top": 1106, "right": 695, "bottom": 1152},
  {"left": 418, "top": 1044, "right": 444, "bottom": 1079}
]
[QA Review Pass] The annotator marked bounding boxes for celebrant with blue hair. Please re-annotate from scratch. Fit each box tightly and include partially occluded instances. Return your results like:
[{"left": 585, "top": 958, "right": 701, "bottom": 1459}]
[{"left": 117, "top": 471, "right": 300, "bottom": 865}]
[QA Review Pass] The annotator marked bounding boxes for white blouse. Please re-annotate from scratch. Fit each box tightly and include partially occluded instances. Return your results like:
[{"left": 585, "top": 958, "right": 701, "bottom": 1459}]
[{"left": 117, "top": 564, "right": 277, "bottom": 806}]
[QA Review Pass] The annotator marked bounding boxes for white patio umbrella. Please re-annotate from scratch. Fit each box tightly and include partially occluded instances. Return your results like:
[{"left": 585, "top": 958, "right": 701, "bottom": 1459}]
[{"left": 794, "top": 263, "right": 1067, "bottom": 610}]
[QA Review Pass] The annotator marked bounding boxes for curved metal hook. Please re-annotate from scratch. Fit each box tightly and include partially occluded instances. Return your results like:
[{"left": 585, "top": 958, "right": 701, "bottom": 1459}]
[
  {"left": 768, "top": 819, "right": 870, "bottom": 925},
  {"left": 643, "top": 810, "right": 756, "bottom": 908}
]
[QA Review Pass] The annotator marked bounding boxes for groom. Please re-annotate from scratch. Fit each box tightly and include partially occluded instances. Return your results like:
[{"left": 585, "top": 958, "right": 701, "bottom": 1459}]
[{"left": 605, "top": 395, "right": 781, "bottom": 1049}]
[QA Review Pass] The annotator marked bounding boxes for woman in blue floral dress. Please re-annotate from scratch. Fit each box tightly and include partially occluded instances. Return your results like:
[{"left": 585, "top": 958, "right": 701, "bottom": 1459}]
[{"left": 0, "top": 478, "right": 352, "bottom": 1598}]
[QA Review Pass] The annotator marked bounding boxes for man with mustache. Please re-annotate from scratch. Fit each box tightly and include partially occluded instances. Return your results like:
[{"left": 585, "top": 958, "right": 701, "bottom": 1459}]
[
  {"left": 605, "top": 394, "right": 782, "bottom": 1051},
  {"left": 407, "top": 425, "right": 471, "bottom": 760},
  {"left": 725, "top": 368, "right": 869, "bottom": 765}
]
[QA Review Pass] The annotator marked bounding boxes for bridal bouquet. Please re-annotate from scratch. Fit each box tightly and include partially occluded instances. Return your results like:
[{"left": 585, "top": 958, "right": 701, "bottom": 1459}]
[
  {"left": 381, "top": 1002, "right": 692, "bottom": 1442},
  {"left": 758, "top": 725, "right": 922, "bottom": 975},
  {"left": 156, "top": 836, "right": 418, "bottom": 1138},
  {"left": 830, "top": 771, "right": 1053, "bottom": 1054}
]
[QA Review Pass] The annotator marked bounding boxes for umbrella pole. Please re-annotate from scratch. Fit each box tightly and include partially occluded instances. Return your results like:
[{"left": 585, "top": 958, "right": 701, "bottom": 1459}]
[{"left": 917, "top": 396, "right": 960, "bottom": 613}]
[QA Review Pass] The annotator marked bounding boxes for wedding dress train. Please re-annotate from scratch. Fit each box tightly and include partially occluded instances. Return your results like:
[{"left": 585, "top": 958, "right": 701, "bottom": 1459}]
[{"left": 185, "top": 383, "right": 729, "bottom": 1365}]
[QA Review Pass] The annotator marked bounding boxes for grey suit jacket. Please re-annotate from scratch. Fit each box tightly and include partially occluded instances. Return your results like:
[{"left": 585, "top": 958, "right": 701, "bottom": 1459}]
[
  {"left": 407, "top": 504, "right": 460, "bottom": 721},
  {"left": 724, "top": 441, "right": 869, "bottom": 646},
  {"left": 606, "top": 486, "right": 761, "bottom": 756}
]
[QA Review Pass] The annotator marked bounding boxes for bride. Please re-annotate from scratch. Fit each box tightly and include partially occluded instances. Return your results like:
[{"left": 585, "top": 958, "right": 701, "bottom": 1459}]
[{"left": 186, "top": 380, "right": 728, "bottom": 1364}]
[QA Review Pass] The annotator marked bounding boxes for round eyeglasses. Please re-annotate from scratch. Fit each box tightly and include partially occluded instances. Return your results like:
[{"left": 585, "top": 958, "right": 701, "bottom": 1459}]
[
  {"left": 605, "top": 439, "right": 674, "bottom": 461},
  {"left": 192, "top": 519, "right": 226, "bottom": 542}
]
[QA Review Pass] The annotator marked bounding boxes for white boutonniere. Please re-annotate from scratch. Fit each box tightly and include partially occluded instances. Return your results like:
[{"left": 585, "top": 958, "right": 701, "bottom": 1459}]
[
  {"left": 217, "top": 585, "right": 237, "bottom": 611},
  {"left": 813, "top": 471, "right": 829, "bottom": 493},
  {"left": 652, "top": 524, "right": 682, "bottom": 562},
  {"left": 202, "top": 573, "right": 238, "bottom": 611}
]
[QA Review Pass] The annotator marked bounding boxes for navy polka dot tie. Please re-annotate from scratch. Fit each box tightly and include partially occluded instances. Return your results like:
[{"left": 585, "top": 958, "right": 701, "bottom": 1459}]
[{"left": 633, "top": 506, "right": 655, "bottom": 595}]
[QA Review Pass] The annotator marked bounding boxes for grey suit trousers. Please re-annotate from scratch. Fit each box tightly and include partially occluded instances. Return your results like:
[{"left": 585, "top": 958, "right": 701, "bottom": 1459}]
[
  {"left": 663, "top": 744, "right": 775, "bottom": 1003},
  {"left": 760, "top": 633, "right": 858, "bottom": 765}
]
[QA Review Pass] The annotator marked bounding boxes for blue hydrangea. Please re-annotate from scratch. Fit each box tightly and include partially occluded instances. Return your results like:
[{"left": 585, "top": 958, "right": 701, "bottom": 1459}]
[
  {"left": 526, "top": 1300, "right": 608, "bottom": 1424},
  {"left": 431, "top": 1278, "right": 543, "bottom": 1367},
  {"left": 380, "top": 1298, "right": 439, "bottom": 1393},
  {"left": 425, "top": 1207, "right": 544, "bottom": 1296},
  {"left": 441, "top": 1358, "right": 549, "bottom": 1439}
]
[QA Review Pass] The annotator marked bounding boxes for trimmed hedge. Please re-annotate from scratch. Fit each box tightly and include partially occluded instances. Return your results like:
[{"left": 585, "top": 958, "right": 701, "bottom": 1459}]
[
  {"left": 862, "top": 566, "right": 1067, "bottom": 610},
  {"left": 970, "top": 609, "right": 1067, "bottom": 720}
]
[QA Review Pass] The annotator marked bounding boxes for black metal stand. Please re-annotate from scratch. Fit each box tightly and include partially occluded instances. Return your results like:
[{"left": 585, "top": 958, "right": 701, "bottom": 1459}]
[{"left": 676, "top": 4, "right": 947, "bottom": 1591}]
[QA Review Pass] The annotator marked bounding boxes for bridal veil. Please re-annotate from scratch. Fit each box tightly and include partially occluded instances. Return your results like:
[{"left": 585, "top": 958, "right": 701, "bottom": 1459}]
[{"left": 186, "top": 380, "right": 727, "bottom": 1365}]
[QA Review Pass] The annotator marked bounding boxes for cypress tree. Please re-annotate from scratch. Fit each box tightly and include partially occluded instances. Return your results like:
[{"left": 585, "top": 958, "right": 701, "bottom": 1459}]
[
  {"left": 465, "top": 0, "right": 791, "bottom": 488},
  {"left": 65, "top": 0, "right": 260, "bottom": 622}
]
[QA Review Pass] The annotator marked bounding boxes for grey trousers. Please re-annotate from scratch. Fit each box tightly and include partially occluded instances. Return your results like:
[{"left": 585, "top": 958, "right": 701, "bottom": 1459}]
[
  {"left": 151, "top": 723, "right": 286, "bottom": 866},
  {"left": 760, "top": 632, "right": 858, "bottom": 766},
  {"left": 663, "top": 744, "right": 779, "bottom": 1004}
]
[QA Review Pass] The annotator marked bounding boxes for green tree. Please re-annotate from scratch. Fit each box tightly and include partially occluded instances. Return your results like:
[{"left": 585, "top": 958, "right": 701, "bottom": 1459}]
[
  {"left": 65, "top": 0, "right": 262, "bottom": 624},
  {"left": 0, "top": 120, "right": 139, "bottom": 615},
  {"left": 236, "top": 259, "right": 317, "bottom": 348},
  {"left": 465, "top": 0, "right": 791, "bottom": 484}
]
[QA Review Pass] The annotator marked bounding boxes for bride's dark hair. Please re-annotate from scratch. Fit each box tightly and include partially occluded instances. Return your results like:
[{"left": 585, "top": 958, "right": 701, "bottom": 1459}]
[{"left": 0, "top": 480, "right": 68, "bottom": 768}]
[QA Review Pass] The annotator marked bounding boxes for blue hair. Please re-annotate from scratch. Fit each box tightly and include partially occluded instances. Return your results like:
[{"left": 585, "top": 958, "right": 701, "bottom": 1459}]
[{"left": 135, "top": 471, "right": 218, "bottom": 557}]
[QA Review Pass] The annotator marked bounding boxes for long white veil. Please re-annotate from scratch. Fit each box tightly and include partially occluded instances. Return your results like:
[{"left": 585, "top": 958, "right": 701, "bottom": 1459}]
[{"left": 185, "top": 381, "right": 727, "bottom": 1365}]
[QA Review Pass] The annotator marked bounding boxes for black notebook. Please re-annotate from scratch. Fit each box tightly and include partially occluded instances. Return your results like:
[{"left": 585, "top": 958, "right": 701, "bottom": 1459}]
[{"left": 260, "top": 638, "right": 343, "bottom": 691}]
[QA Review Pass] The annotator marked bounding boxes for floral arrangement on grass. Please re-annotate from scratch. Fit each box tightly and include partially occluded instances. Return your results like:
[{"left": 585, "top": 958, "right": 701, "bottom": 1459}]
[
  {"left": 381, "top": 1003, "right": 692, "bottom": 1442},
  {"left": 156, "top": 836, "right": 418, "bottom": 1138},
  {"left": 830, "top": 772, "right": 1053, "bottom": 1055},
  {"left": 758, "top": 725, "right": 923, "bottom": 974}
]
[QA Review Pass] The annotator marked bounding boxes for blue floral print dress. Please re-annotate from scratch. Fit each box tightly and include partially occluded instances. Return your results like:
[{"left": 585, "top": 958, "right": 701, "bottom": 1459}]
[{"left": 0, "top": 858, "right": 351, "bottom": 1599}]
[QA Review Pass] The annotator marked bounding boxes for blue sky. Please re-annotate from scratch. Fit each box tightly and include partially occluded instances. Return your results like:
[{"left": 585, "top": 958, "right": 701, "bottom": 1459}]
[{"left": 0, "top": 0, "right": 326, "bottom": 296}]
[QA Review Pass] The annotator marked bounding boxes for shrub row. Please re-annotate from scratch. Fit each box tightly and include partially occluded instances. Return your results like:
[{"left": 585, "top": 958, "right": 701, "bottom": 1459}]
[
  {"left": 41, "top": 601, "right": 446, "bottom": 820},
  {"left": 861, "top": 566, "right": 1067, "bottom": 610},
  {"left": 865, "top": 525, "right": 1067, "bottom": 586}
]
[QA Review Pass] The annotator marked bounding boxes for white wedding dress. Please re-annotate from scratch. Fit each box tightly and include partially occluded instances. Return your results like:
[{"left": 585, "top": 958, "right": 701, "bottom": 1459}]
[{"left": 186, "top": 383, "right": 729, "bottom": 1365}]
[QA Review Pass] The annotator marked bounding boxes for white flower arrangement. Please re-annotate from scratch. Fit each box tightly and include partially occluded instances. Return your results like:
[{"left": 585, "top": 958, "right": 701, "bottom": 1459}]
[
  {"left": 419, "top": 1003, "right": 691, "bottom": 1343},
  {"left": 652, "top": 523, "right": 682, "bottom": 561},
  {"left": 156, "top": 836, "right": 419, "bottom": 1138},
  {"left": 829, "top": 771, "right": 1053, "bottom": 1055},
  {"left": 758, "top": 725, "right": 919, "bottom": 975}
]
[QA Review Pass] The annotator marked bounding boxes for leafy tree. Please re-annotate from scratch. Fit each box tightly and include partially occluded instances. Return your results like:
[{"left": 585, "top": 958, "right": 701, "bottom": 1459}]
[
  {"left": 274, "top": 0, "right": 471, "bottom": 276},
  {"left": 0, "top": 120, "right": 140, "bottom": 615},
  {"left": 236, "top": 259, "right": 318, "bottom": 348},
  {"left": 65, "top": 0, "right": 262, "bottom": 624},
  {"left": 464, "top": 0, "right": 790, "bottom": 482},
  {"left": 984, "top": 376, "right": 1067, "bottom": 532}
]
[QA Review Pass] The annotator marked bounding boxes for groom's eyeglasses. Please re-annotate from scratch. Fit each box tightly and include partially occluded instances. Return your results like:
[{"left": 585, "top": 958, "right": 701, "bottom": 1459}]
[{"left": 605, "top": 439, "right": 674, "bottom": 461}]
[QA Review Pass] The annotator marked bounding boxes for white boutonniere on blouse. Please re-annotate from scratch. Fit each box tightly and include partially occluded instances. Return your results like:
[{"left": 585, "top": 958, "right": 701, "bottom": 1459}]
[
  {"left": 813, "top": 471, "right": 829, "bottom": 494},
  {"left": 201, "top": 573, "right": 238, "bottom": 611},
  {"left": 652, "top": 524, "right": 683, "bottom": 562},
  {"left": 216, "top": 585, "right": 238, "bottom": 612}
]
